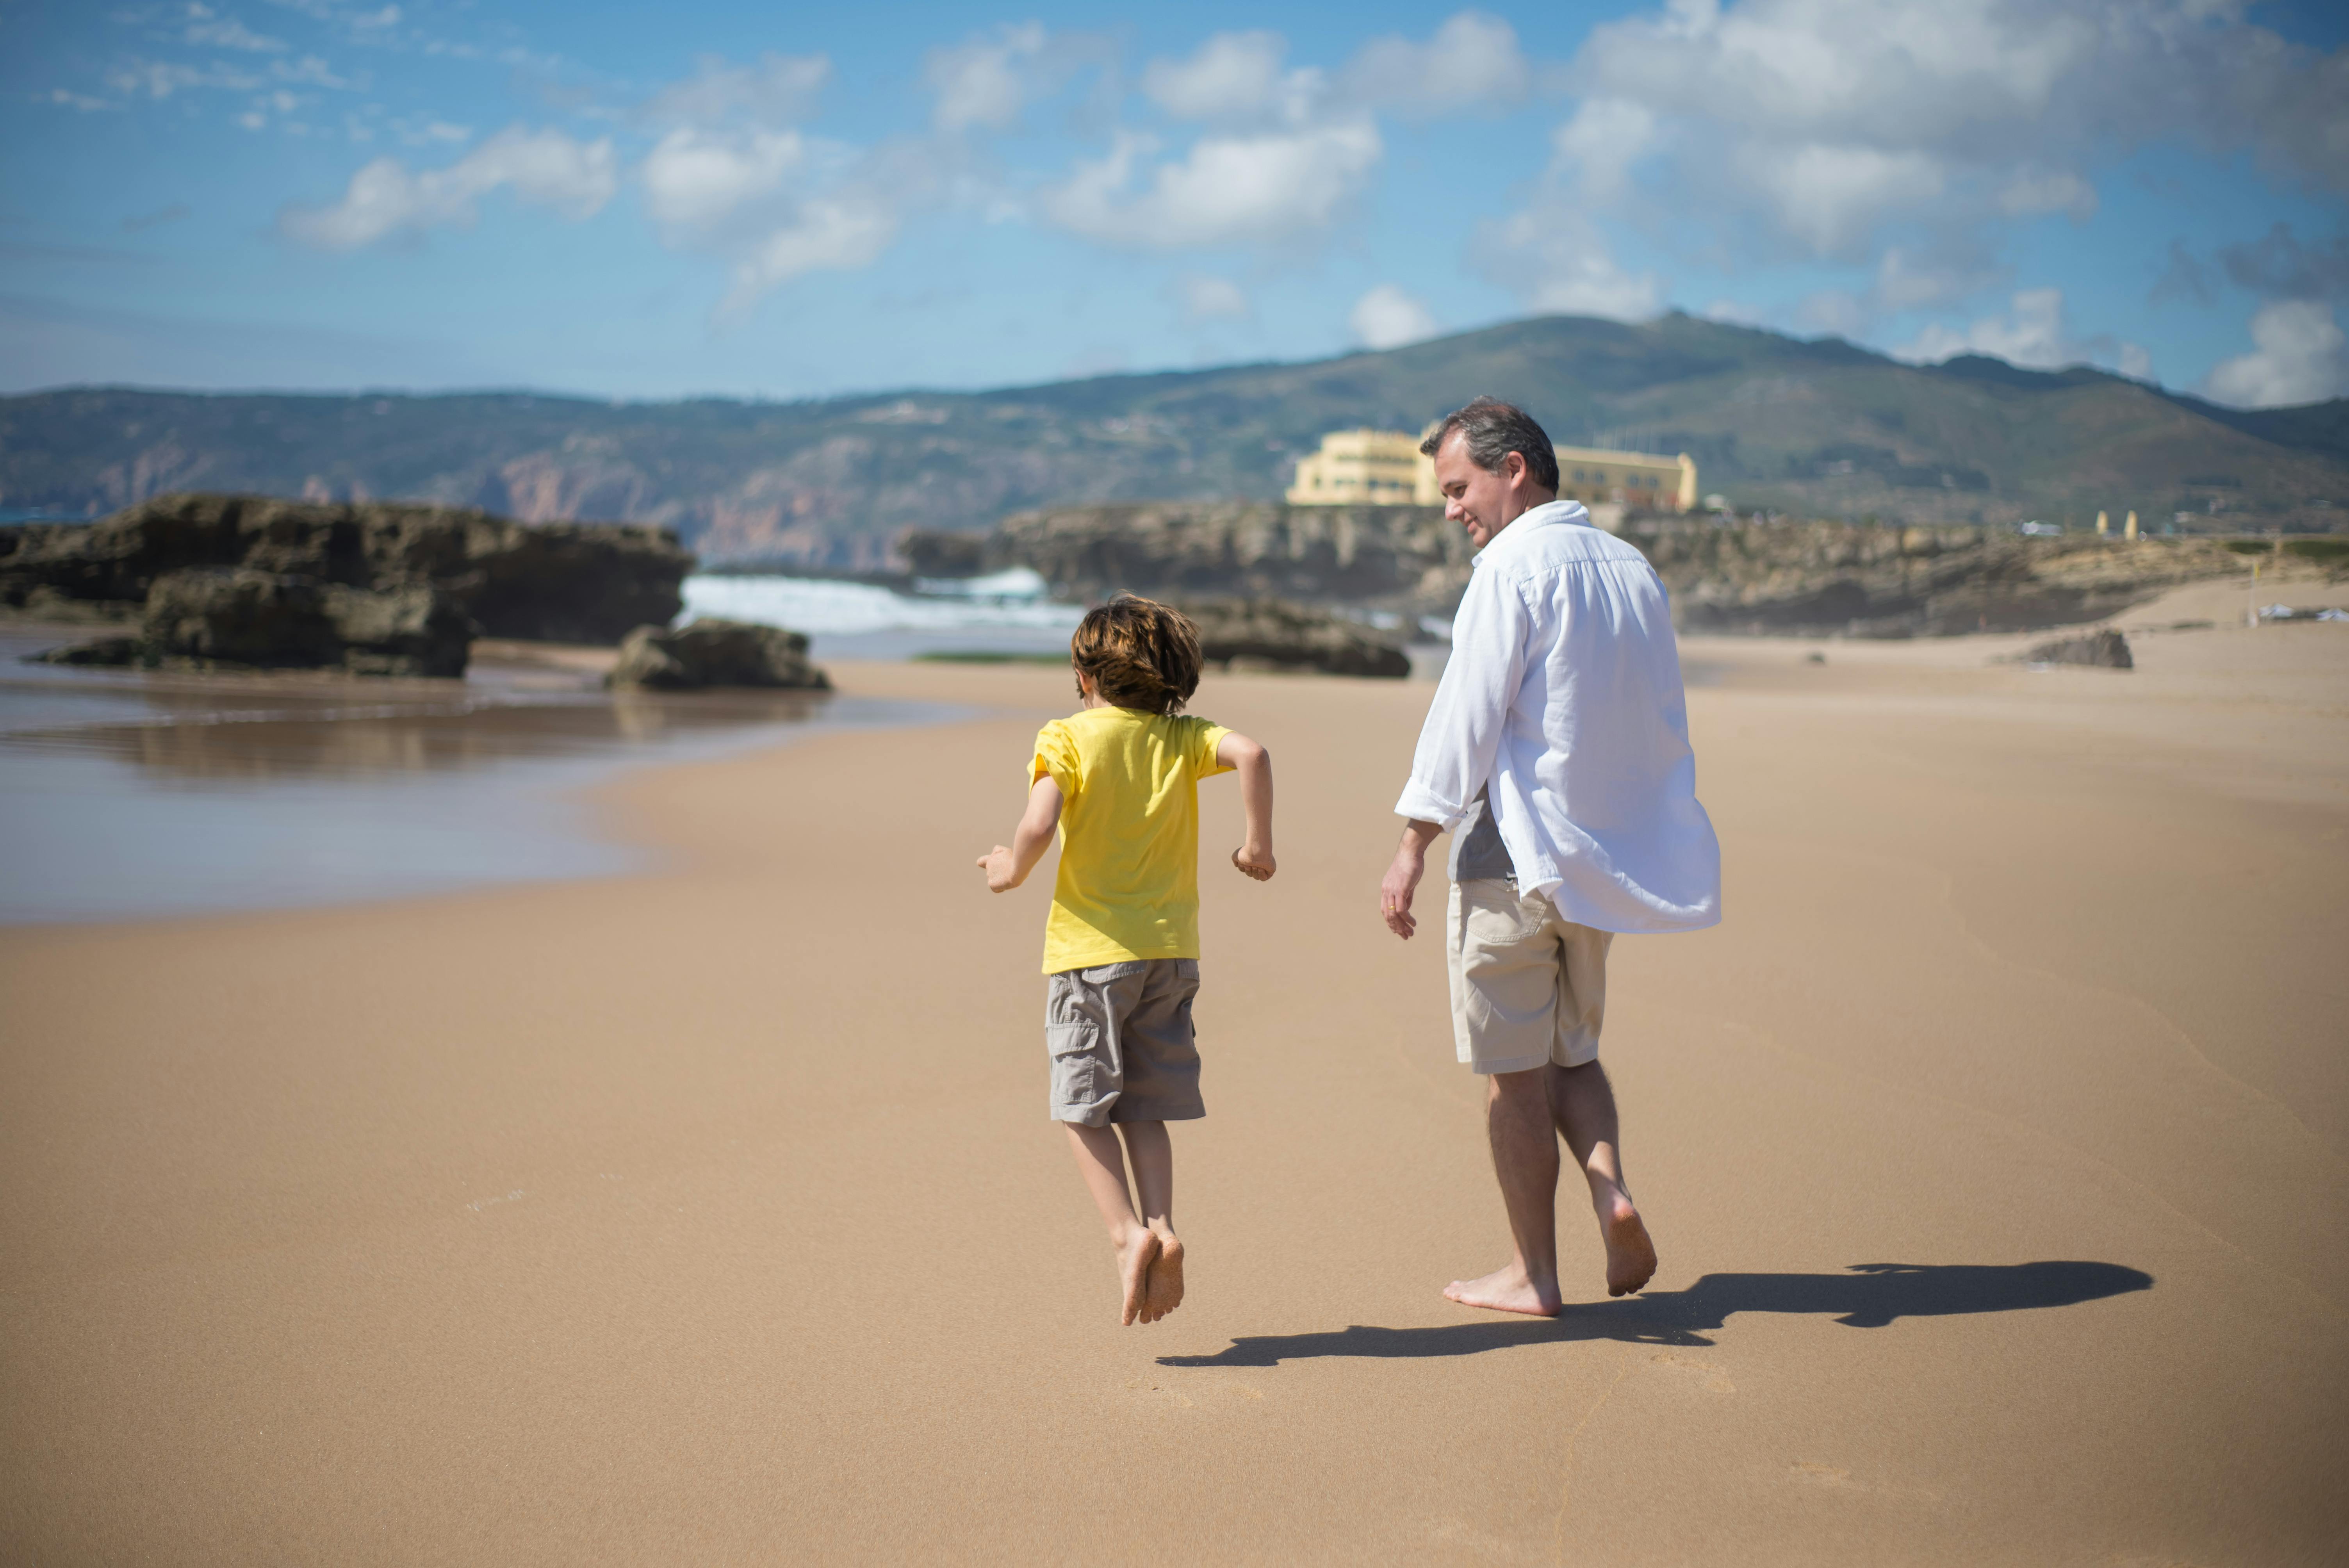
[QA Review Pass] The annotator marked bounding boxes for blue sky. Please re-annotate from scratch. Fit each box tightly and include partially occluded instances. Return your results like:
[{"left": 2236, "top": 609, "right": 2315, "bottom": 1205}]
[{"left": 3, "top": 0, "right": 2345, "bottom": 406}]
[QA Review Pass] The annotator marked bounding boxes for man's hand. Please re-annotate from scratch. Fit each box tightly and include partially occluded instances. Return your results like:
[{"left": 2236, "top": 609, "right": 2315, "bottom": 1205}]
[
  {"left": 1232, "top": 841, "right": 1276, "bottom": 881},
  {"left": 1381, "top": 821, "right": 1441, "bottom": 938},
  {"left": 977, "top": 846, "right": 1023, "bottom": 893}
]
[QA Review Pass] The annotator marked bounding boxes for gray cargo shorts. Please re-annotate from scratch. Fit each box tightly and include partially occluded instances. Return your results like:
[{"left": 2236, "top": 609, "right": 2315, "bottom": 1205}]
[{"left": 1044, "top": 957, "right": 1205, "bottom": 1127}]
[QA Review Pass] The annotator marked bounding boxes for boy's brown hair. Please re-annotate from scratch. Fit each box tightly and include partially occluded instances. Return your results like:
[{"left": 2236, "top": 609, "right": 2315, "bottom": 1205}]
[{"left": 1070, "top": 593, "right": 1203, "bottom": 716}]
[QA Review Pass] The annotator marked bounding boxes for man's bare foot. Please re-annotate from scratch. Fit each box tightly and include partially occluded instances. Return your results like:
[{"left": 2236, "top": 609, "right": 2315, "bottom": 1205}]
[
  {"left": 1142, "top": 1226, "right": 1185, "bottom": 1322},
  {"left": 1443, "top": 1260, "right": 1562, "bottom": 1317},
  {"left": 1600, "top": 1193, "right": 1657, "bottom": 1297},
  {"left": 1117, "top": 1228, "right": 1162, "bottom": 1326}
]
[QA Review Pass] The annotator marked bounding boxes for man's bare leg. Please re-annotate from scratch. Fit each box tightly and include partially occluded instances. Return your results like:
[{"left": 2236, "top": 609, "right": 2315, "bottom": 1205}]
[
  {"left": 1445, "top": 1067, "right": 1564, "bottom": 1316},
  {"left": 1549, "top": 1061, "right": 1657, "bottom": 1296},
  {"left": 1064, "top": 1123, "right": 1162, "bottom": 1325},
  {"left": 1120, "top": 1121, "right": 1183, "bottom": 1321}
]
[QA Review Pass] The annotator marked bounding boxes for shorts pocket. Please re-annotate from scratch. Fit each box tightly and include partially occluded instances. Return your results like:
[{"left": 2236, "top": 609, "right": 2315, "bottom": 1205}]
[
  {"left": 1045, "top": 1022, "right": 1096, "bottom": 1057},
  {"left": 1461, "top": 882, "right": 1543, "bottom": 947}
]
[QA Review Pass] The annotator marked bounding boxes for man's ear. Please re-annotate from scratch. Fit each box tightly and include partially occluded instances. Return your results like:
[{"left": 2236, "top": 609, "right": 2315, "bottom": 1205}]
[{"left": 1502, "top": 451, "right": 1529, "bottom": 488}]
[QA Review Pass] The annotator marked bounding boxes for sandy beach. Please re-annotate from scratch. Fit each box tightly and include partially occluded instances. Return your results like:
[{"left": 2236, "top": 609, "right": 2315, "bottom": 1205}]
[{"left": 4, "top": 597, "right": 2345, "bottom": 1563}]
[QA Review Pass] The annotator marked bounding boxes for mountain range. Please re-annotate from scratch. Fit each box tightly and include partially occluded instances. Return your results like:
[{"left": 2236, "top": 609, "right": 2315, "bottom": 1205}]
[{"left": 4, "top": 312, "right": 2343, "bottom": 565}]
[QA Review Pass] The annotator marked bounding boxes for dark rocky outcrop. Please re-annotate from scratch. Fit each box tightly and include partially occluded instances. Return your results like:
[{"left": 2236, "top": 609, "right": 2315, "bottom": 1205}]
[
  {"left": 0, "top": 493, "right": 691, "bottom": 642},
  {"left": 925, "top": 503, "right": 1469, "bottom": 608},
  {"left": 36, "top": 568, "right": 472, "bottom": 676},
  {"left": 1629, "top": 523, "right": 2265, "bottom": 637},
  {"left": 944, "top": 503, "right": 2296, "bottom": 637},
  {"left": 2021, "top": 629, "right": 2133, "bottom": 668},
  {"left": 608, "top": 618, "right": 830, "bottom": 691},
  {"left": 1178, "top": 598, "right": 1410, "bottom": 679}
]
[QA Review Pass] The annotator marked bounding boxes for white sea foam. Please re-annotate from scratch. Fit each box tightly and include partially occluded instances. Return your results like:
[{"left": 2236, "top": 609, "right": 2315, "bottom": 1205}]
[{"left": 680, "top": 573, "right": 1083, "bottom": 637}]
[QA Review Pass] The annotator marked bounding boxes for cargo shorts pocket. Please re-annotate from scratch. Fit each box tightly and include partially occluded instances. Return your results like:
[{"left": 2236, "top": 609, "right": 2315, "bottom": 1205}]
[{"left": 1046, "top": 1021, "right": 1112, "bottom": 1119}]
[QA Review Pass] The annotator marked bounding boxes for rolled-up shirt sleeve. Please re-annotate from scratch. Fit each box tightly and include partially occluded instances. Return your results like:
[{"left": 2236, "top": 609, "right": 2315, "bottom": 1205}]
[{"left": 1393, "top": 565, "right": 1529, "bottom": 830}]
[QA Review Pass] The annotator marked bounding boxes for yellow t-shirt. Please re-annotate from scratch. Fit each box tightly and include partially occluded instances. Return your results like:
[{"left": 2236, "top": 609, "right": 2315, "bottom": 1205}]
[{"left": 1029, "top": 706, "right": 1233, "bottom": 974}]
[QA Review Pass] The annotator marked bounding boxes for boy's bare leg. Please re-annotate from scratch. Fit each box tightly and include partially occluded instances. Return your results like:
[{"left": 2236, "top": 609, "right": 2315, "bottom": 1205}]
[
  {"left": 1549, "top": 1061, "right": 1657, "bottom": 1296},
  {"left": 1063, "top": 1123, "right": 1162, "bottom": 1326},
  {"left": 1120, "top": 1121, "right": 1183, "bottom": 1320},
  {"left": 1444, "top": 1068, "right": 1564, "bottom": 1316}
]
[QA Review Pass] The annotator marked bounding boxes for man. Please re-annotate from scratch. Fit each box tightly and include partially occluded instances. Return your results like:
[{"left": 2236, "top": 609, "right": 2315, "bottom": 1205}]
[{"left": 1381, "top": 398, "right": 1720, "bottom": 1317}]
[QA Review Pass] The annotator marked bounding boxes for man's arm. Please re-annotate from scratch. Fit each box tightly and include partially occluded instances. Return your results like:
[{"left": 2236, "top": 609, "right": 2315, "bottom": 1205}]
[
  {"left": 1381, "top": 819, "right": 1442, "bottom": 939},
  {"left": 977, "top": 775, "right": 1064, "bottom": 892},
  {"left": 1383, "top": 571, "right": 1529, "bottom": 937},
  {"left": 1217, "top": 731, "right": 1275, "bottom": 881},
  {"left": 1392, "top": 570, "right": 1529, "bottom": 832}
]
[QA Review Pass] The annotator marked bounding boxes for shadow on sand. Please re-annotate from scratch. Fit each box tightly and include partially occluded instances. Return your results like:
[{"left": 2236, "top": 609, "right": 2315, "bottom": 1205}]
[{"left": 1158, "top": 1261, "right": 2153, "bottom": 1368}]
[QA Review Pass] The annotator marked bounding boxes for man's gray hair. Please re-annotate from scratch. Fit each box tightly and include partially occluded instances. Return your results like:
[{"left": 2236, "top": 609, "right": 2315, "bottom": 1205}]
[{"left": 1420, "top": 397, "right": 1560, "bottom": 494}]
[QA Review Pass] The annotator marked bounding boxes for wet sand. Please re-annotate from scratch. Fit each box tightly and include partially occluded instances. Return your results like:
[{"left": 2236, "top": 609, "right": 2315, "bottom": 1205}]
[
  {"left": 3, "top": 595, "right": 2345, "bottom": 1563},
  {"left": 0, "top": 628, "right": 928, "bottom": 922}
]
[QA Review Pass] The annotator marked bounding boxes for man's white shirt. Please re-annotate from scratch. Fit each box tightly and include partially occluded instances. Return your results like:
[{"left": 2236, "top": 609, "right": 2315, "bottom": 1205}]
[{"left": 1394, "top": 499, "right": 1722, "bottom": 934}]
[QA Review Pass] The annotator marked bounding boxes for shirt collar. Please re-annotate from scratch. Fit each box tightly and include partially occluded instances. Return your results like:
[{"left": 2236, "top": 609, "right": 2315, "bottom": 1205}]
[{"left": 1470, "top": 498, "right": 1589, "bottom": 568}]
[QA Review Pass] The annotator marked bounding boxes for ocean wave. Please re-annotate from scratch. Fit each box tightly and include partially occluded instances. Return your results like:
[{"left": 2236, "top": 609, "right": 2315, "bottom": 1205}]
[{"left": 680, "top": 574, "right": 1085, "bottom": 637}]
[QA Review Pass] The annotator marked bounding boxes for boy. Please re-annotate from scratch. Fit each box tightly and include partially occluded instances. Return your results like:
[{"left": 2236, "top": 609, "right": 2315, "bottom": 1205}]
[{"left": 977, "top": 595, "right": 1275, "bottom": 1326}]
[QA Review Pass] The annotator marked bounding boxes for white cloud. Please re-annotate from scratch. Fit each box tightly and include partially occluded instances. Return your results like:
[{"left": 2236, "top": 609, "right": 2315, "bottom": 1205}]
[
  {"left": 719, "top": 197, "right": 896, "bottom": 319},
  {"left": 1744, "top": 143, "right": 1942, "bottom": 258},
  {"left": 1174, "top": 274, "right": 1251, "bottom": 323},
  {"left": 1552, "top": 99, "right": 1656, "bottom": 203},
  {"left": 1477, "top": 194, "right": 1662, "bottom": 321},
  {"left": 1042, "top": 119, "right": 1381, "bottom": 250},
  {"left": 642, "top": 53, "right": 830, "bottom": 129},
  {"left": 1871, "top": 245, "right": 2000, "bottom": 312},
  {"left": 1346, "top": 11, "right": 1530, "bottom": 118},
  {"left": 925, "top": 23, "right": 1049, "bottom": 133},
  {"left": 1997, "top": 167, "right": 2096, "bottom": 220},
  {"left": 1703, "top": 298, "right": 1770, "bottom": 328},
  {"left": 1142, "top": 32, "right": 1298, "bottom": 124},
  {"left": 640, "top": 127, "right": 808, "bottom": 233},
  {"left": 1350, "top": 284, "right": 1438, "bottom": 350},
  {"left": 185, "top": 9, "right": 288, "bottom": 52},
  {"left": 278, "top": 126, "right": 617, "bottom": 249},
  {"left": 109, "top": 59, "right": 263, "bottom": 98},
  {"left": 1548, "top": 0, "right": 2349, "bottom": 269},
  {"left": 2203, "top": 301, "right": 2349, "bottom": 408},
  {"left": 1896, "top": 287, "right": 2150, "bottom": 378}
]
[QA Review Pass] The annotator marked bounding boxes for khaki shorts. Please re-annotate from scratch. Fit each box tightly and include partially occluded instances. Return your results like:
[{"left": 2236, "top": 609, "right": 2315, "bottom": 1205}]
[
  {"left": 1446, "top": 879, "right": 1613, "bottom": 1075},
  {"left": 1044, "top": 958, "right": 1205, "bottom": 1126}
]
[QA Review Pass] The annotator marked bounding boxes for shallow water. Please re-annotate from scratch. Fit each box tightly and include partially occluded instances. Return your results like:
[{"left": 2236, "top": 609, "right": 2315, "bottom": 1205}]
[{"left": 0, "top": 627, "right": 958, "bottom": 925}]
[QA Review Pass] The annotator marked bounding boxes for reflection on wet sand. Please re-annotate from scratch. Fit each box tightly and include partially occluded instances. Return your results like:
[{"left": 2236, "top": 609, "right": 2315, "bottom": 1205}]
[
  {"left": 43, "top": 689, "right": 832, "bottom": 783},
  {"left": 0, "top": 626, "right": 902, "bottom": 924},
  {"left": 1, "top": 628, "right": 831, "bottom": 784}
]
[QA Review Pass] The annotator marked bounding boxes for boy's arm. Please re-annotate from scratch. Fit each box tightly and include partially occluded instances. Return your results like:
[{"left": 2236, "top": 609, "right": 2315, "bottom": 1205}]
[
  {"left": 1217, "top": 731, "right": 1275, "bottom": 882},
  {"left": 977, "top": 776, "right": 1064, "bottom": 893}
]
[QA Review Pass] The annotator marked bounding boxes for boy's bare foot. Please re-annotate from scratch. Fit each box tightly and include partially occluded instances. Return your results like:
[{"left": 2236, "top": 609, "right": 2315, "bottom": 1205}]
[
  {"left": 1600, "top": 1193, "right": 1657, "bottom": 1297},
  {"left": 1142, "top": 1226, "right": 1185, "bottom": 1322},
  {"left": 1443, "top": 1260, "right": 1562, "bottom": 1317},
  {"left": 1117, "top": 1227, "right": 1162, "bottom": 1326}
]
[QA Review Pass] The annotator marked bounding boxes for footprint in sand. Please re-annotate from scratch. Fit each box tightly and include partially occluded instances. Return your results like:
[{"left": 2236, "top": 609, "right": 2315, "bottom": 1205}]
[{"left": 1647, "top": 1351, "right": 1735, "bottom": 1393}]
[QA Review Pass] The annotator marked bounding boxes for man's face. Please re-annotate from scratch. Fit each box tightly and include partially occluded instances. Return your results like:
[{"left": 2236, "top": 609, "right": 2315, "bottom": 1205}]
[{"left": 1433, "top": 432, "right": 1529, "bottom": 551}]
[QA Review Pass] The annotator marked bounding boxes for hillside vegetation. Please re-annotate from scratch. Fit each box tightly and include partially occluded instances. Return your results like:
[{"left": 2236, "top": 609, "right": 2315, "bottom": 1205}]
[{"left": 4, "top": 314, "right": 2344, "bottom": 564}]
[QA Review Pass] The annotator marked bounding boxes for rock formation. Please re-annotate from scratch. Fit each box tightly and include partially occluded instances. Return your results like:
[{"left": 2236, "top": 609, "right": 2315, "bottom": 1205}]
[
  {"left": 1, "top": 493, "right": 691, "bottom": 643},
  {"left": 34, "top": 567, "right": 472, "bottom": 677},
  {"left": 918, "top": 503, "right": 1472, "bottom": 609},
  {"left": 2020, "top": 629, "right": 2134, "bottom": 669},
  {"left": 608, "top": 619, "right": 831, "bottom": 691},
  {"left": 928, "top": 503, "right": 2301, "bottom": 638},
  {"left": 1176, "top": 598, "right": 1411, "bottom": 679},
  {"left": 1626, "top": 523, "right": 2269, "bottom": 637}
]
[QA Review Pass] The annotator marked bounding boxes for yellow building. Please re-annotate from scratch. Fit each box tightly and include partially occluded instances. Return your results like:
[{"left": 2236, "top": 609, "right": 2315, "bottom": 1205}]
[
  {"left": 1287, "top": 426, "right": 1697, "bottom": 512},
  {"left": 1285, "top": 428, "right": 1442, "bottom": 506},
  {"left": 1553, "top": 444, "right": 1700, "bottom": 513}
]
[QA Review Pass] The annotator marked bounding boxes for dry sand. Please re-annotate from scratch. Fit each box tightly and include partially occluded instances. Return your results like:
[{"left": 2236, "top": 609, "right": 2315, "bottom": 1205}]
[{"left": 4, "top": 597, "right": 2346, "bottom": 1563}]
